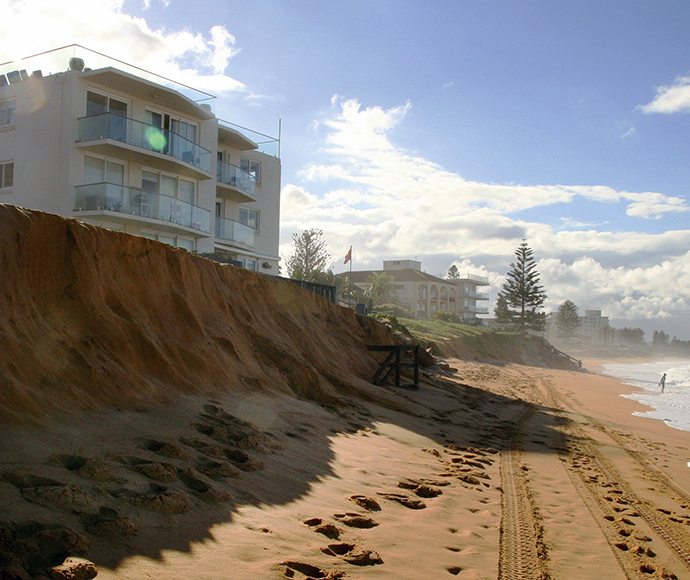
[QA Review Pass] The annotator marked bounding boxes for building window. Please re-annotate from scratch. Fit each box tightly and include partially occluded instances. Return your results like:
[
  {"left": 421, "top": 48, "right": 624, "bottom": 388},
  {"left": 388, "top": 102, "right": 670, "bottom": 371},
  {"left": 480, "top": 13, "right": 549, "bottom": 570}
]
[
  {"left": 418, "top": 285, "right": 427, "bottom": 300},
  {"left": 146, "top": 110, "right": 198, "bottom": 143},
  {"left": 83, "top": 155, "right": 124, "bottom": 185},
  {"left": 239, "top": 208, "right": 259, "bottom": 231},
  {"left": 430, "top": 286, "right": 438, "bottom": 300},
  {"left": 0, "top": 98, "right": 16, "bottom": 127},
  {"left": 142, "top": 169, "right": 196, "bottom": 204},
  {"left": 87, "top": 91, "right": 127, "bottom": 117},
  {"left": 240, "top": 158, "right": 260, "bottom": 183},
  {"left": 0, "top": 161, "right": 14, "bottom": 189}
]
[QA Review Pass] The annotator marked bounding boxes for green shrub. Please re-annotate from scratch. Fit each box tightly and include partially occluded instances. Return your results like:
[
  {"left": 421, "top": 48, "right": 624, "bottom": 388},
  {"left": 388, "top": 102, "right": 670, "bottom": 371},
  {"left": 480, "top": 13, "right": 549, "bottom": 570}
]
[{"left": 373, "top": 303, "right": 413, "bottom": 319}]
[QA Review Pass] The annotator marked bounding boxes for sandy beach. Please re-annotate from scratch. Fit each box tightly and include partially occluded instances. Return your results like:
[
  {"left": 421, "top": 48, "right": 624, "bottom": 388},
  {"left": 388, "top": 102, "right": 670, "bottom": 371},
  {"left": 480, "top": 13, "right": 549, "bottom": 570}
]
[{"left": 4, "top": 356, "right": 690, "bottom": 580}]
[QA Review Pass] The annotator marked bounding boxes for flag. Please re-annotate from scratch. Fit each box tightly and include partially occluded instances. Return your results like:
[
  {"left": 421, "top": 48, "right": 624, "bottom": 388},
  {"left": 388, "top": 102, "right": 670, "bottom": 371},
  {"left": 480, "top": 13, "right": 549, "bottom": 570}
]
[{"left": 344, "top": 247, "right": 352, "bottom": 264}]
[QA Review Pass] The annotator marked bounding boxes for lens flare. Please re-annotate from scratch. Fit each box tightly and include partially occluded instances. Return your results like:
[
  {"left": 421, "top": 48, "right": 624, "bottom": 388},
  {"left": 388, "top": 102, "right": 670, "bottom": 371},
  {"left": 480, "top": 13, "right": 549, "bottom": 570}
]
[{"left": 145, "top": 127, "right": 166, "bottom": 150}]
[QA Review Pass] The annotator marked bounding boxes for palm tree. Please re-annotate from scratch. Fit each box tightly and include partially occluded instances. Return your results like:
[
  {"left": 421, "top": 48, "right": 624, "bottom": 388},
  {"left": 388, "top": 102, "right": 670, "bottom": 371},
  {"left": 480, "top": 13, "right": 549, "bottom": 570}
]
[{"left": 367, "top": 272, "right": 397, "bottom": 305}]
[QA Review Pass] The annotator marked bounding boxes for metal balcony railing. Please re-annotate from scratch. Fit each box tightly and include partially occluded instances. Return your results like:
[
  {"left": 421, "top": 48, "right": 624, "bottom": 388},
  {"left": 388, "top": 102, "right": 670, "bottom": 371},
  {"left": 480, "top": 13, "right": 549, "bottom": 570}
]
[
  {"left": 74, "top": 182, "right": 210, "bottom": 233},
  {"left": 217, "top": 161, "right": 256, "bottom": 196},
  {"left": 77, "top": 113, "right": 212, "bottom": 173},
  {"left": 215, "top": 216, "right": 255, "bottom": 248}
]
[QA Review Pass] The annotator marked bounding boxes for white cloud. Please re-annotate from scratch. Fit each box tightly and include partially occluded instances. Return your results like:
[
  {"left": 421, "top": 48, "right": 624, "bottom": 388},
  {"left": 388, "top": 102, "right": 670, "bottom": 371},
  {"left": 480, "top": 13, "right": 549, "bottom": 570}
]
[
  {"left": 640, "top": 75, "right": 690, "bottom": 114},
  {"left": 300, "top": 99, "right": 688, "bottom": 219},
  {"left": 282, "top": 96, "right": 690, "bottom": 325},
  {"left": 538, "top": 253, "right": 690, "bottom": 320},
  {"left": 0, "top": 0, "right": 246, "bottom": 95}
]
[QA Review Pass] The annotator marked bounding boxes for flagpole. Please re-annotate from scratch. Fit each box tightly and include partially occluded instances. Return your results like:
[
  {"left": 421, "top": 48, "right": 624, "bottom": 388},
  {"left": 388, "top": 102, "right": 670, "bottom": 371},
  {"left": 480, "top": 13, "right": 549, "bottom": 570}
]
[{"left": 348, "top": 246, "right": 353, "bottom": 306}]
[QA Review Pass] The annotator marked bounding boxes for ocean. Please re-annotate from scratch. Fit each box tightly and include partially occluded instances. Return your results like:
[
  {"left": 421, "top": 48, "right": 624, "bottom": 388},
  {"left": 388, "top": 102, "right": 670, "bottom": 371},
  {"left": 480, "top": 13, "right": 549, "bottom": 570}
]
[{"left": 601, "top": 359, "right": 690, "bottom": 434}]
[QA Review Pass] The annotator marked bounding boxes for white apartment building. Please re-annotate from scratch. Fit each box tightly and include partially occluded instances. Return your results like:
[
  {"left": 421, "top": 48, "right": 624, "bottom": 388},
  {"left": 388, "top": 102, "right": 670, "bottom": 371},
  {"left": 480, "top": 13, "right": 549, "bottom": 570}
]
[
  {"left": 0, "top": 46, "right": 281, "bottom": 272},
  {"left": 350, "top": 259, "right": 490, "bottom": 321},
  {"left": 579, "top": 309, "right": 610, "bottom": 340},
  {"left": 544, "top": 308, "right": 610, "bottom": 343}
]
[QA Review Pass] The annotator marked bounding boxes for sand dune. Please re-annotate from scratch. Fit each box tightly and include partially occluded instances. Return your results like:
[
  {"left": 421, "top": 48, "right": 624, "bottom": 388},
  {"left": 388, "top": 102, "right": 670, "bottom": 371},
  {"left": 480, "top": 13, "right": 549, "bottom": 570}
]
[{"left": 1, "top": 205, "right": 690, "bottom": 580}]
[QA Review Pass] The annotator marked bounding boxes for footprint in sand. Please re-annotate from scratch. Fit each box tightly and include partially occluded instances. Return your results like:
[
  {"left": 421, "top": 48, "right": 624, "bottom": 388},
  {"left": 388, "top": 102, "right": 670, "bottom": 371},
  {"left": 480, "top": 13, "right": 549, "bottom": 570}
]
[
  {"left": 3, "top": 473, "right": 94, "bottom": 511},
  {"left": 140, "top": 438, "right": 188, "bottom": 459},
  {"left": 282, "top": 561, "right": 345, "bottom": 579},
  {"left": 321, "top": 542, "right": 384, "bottom": 566},
  {"left": 304, "top": 518, "right": 341, "bottom": 539},
  {"left": 349, "top": 495, "right": 381, "bottom": 511},
  {"left": 333, "top": 513, "right": 380, "bottom": 528},
  {"left": 397, "top": 481, "right": 443, "bottom": 498},
  {"left": 376, "top": 492, "right": 426, "bottom": 510}
]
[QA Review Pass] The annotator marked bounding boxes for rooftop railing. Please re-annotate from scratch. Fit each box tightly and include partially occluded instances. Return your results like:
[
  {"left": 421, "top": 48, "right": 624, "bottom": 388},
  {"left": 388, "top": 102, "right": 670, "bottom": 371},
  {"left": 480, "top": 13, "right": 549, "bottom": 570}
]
[
  {"left": 0, "top": 44, "right": 216, "bottom": 108},
  {"left": 219, "top": 119, "right": 280, "bottom": 158},
  {"left": 456, "top": 273, "right": 490, "bottom": 284},
  {"left": 217, "top": 161, "right": 256, "bottom": 196},
  {"left": 215, "top": 216, "right": 255, "bottom": 248},
  {"left": 77, "top": 113, "right": 212, "bottom": 174},
  {"left": 74, "top": 182, "right": 210, "bottom": 233}
]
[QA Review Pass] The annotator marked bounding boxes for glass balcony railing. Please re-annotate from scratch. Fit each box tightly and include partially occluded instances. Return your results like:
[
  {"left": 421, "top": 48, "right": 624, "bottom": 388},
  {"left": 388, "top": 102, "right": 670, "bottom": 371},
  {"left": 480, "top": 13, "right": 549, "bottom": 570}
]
[
  {"left": 74, "top": 182, "right": 210, "bottom": 233},
  {"left": 77, "top": 113, "right": 212, "bottom": 174},
  {"left": 217, "top": 161, "right": 256, "bottom": 196},
  {"left": 215, "top": 216, "right": 255, "bottom": 248},
  {"left": 219, "top": 120, "right": 280, "bottom": 158},
  {"left": 460, "top": 291, "right": 490, "bottom": 300}
]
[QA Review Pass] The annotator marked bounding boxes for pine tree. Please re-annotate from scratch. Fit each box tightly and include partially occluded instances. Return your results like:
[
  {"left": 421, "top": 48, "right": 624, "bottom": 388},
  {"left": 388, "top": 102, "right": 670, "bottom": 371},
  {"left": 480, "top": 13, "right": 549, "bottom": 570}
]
[
  {"left": 555, "top": 300, "right": 580, "bottom": 341},
  {"left": 493, "top": 294, "right": 514, "bottom": 326},
  {"left": 497, "top": 241, "right": 547, "bottom": 332},
  {"left": 447, "top": 264, "right": 460, "bottom": 279},
  {"left": 285, "top": 229, "right": 332, "bottom": 282}
]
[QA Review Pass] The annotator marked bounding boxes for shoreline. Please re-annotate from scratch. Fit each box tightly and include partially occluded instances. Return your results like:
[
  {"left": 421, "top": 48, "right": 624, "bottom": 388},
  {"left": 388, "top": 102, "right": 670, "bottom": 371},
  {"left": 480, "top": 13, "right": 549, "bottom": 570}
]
[{"left": 594, "top": 357, "right": 690, "bottom": 436}]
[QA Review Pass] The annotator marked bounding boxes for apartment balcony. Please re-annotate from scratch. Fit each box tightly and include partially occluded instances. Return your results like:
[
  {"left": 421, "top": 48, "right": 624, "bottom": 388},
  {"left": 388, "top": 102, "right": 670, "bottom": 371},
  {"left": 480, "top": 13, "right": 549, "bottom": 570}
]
[
  {"left": 460, "top": 291, "right": 490, "bottom": 300},
  {"left": 216, "top": 161, "right": 256, "bottom": 203},
  {"left": 76, "top": 113, "right": 213, "bottom": 180},
  {"left": 215, "top": 216, "right": 255, "bottom": 249},
  {"left": 74, "top": 182, "right": 211, "bottom": 235},
  {"left": 456, "top": 304, "right": 490, "bottom": 315}
]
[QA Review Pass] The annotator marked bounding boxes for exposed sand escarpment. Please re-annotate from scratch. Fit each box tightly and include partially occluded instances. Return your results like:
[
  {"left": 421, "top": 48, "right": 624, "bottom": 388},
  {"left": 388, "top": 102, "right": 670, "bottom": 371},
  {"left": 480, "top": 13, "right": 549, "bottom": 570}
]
[{"left": 0, "top": 204, "right": 395, "bottom": 421}]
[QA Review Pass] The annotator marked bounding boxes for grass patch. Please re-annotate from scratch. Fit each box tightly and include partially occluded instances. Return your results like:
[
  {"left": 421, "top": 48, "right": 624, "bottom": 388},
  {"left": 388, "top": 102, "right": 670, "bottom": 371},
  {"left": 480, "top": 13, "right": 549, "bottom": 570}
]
[{"left": 397, "top": 318, "right": 504, "bottom": 343}]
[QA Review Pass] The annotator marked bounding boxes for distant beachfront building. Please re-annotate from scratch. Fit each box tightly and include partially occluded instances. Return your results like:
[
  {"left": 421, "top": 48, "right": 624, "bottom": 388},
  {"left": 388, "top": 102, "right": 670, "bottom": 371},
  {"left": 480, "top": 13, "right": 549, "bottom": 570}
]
[
  {"left": 0, "top": 45, "right": 281, "bottom": 272},
  {"left": 579, "top": 310, "right": 610, "bottom": 341},
  {"left": 544, "top": 308, "right": 610, "bottom": 343},
  {"left": 349, "top": 259, "right": 489, "bottom": 322}
]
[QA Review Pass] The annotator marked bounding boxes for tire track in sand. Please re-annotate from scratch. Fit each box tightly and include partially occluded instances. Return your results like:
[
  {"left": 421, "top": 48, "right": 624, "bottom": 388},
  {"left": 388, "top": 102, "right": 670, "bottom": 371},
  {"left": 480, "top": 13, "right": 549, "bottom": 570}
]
[
  {"left": 498, "top": 405, "right": 550, "bottom": 580},
  {"left": 535, "top": 378, "right": 689, "bottom": 579}
]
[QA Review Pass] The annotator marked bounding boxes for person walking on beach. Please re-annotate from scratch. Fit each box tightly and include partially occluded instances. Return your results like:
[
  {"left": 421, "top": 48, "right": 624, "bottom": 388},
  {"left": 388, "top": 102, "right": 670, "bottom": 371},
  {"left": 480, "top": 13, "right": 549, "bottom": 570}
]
[{"left": 659, "top": 373, "right": 667, "bottom": 393}]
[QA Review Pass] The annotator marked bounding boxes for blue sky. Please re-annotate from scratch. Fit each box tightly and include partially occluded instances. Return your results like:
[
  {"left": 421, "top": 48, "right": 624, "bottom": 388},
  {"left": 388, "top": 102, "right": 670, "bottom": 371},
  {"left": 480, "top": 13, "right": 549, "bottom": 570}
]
[{"left": 3, "top": 0, "right": 690, "bottom": 339}]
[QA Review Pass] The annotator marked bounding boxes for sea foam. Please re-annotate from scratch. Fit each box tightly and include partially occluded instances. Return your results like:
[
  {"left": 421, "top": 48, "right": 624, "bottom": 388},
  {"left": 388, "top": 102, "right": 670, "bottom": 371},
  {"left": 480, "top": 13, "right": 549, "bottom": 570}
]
[{"left": 601, "top": 359, "right": 690, "bottom": 433}]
